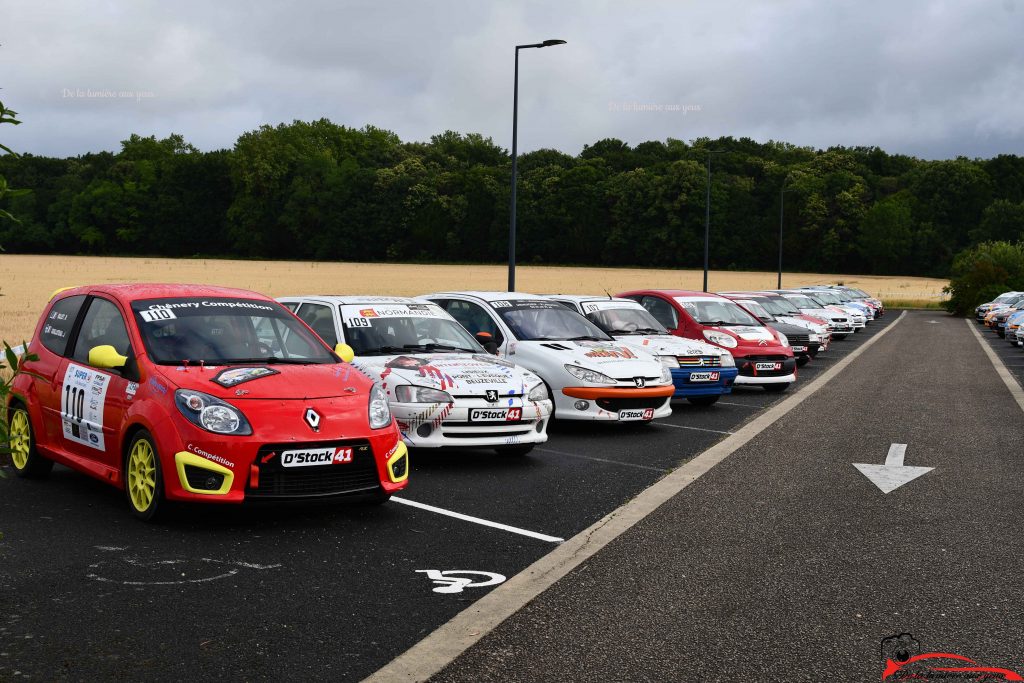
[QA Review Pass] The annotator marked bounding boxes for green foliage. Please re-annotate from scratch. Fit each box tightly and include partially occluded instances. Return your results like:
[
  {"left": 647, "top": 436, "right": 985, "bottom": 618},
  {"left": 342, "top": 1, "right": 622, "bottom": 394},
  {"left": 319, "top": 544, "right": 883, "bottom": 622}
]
[
  {"left": 2, "top": 124, "right": 1024, "bottom": 278},
  {"left": 943, "top": 241, "right": 1024, "bottom": 315},
  {"left": 0, "top": 99, "right": 29, "bottom": 227},
  {"left": 1, "top": 343, "right": 40, "bottom": 479}
]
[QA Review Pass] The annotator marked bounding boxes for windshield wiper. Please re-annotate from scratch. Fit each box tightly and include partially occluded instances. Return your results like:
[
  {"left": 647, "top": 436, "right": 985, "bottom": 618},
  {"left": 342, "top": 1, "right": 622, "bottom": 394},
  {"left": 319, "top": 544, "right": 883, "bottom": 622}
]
[
  {"left": 565, "top": 335, "right": 609, "bottom": 342},
  {"left": 358, "top": 345, "right": 407, "bottom": 356},
  {"left": 403, "top": 343, "right": 478, "bottom": 353},
  {"left": 220, "top": 356, "right": 314, "bottom": 365},
  {"left": 701, "top": 320, "right": 736, "bottom": 326}
]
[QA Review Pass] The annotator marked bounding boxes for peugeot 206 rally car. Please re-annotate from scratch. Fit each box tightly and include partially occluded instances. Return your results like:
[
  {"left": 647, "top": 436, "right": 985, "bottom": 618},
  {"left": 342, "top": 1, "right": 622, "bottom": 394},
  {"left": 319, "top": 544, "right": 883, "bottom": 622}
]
[
  {"left": 547, "top": 295, "right": 738, "bottom": 406},
  {"left": 6, "top": 284, "right": 408, "bottom": 520},
  {"left": 619, "top": 290, "right": 797, "bottom": 393},
  {"left": 421, "top": 292, "right": 675, "bottom": 422},
  {"left": 277, "top": 295, "right": 553, "bottom": 456},
  {"left": 718, "top": 294, "right": 822, "bottom": 367},
  {"left": 718, "top": 292, "right": 832, "bottom": 355},
  {"left": 770, "top": 291, "right": 855, "bottom": 340}
]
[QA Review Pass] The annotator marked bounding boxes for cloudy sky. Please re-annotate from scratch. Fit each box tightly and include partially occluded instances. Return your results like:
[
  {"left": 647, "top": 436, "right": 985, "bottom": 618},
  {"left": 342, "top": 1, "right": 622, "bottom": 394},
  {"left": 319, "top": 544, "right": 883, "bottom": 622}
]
[{"left": 3, "top": 0, "right": 1023, "bottom": 159}]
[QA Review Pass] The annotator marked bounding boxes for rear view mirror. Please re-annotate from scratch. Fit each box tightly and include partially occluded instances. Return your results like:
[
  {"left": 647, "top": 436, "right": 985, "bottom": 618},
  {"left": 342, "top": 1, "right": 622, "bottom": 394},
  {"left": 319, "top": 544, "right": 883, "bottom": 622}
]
[
  {"left": 334, "top": 343, "right": 355, "bottom": 363},
  {"left": 89, "top": 345, "right": 127, "bottom": 369}
]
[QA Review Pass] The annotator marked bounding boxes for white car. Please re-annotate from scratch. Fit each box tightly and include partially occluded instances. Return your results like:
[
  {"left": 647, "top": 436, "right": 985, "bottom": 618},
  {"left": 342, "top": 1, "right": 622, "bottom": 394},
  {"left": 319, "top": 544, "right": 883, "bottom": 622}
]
[
  {"left": 547, "top": 295, "right": 739, "bottom": 406},
  {"left": 771, "top": 291, "right": 855, "bottom": 339},
  {"left": 718, "top": 292, "right": 831, "bottom": 347},
  {"left": 800, "top": 287, "right": 873, "bottom": 324},
  {"left": 796, "top": 289, "right": 868, "bottom": 329},
  {"left": 421, "top": 292, "right": 674, "bottom": 422},
  {"left": 278, "top": 295, "right": 553, "bottom": 455}
]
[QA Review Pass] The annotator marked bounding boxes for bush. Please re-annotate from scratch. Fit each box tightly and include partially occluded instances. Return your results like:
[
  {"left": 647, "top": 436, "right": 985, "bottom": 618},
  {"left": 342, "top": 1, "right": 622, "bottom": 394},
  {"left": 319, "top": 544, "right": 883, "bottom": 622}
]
[{"left": 943, "top": 241, "right": 1024, "bottom": 315}]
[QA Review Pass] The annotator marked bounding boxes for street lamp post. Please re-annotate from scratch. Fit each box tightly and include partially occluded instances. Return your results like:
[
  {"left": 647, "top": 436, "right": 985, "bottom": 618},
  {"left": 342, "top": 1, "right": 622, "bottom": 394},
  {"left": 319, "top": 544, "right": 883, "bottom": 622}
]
[
  {"left": 703, "top": 150, "right": 725, "bottom": 292},
  {"left": 778, "top": 175, "right": 793, "bottom": 289},
  {"left": 508, "top": 39, "right": 566, "bottom": 292}
]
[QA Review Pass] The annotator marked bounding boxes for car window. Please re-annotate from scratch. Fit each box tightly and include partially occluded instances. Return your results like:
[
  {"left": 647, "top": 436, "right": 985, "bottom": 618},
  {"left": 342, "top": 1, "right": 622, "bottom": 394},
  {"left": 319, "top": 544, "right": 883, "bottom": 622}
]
[
  {"left": 640, "top": 296, "right": 678, "bottom": 329},
  {"left": 295, "top": 302, "right": 338, "bottom": 346},
  {"left": 444, "top": 300, "right": 504, "bottom": 347},
  {"left": 72, "top": 297, "right": 132, "bottom": 364},
  {"left": 280, "top": 301, "right": 299, "bottom": 312},
  {"left": 39, "top": 294, "right": 86, "bottom": 356}
]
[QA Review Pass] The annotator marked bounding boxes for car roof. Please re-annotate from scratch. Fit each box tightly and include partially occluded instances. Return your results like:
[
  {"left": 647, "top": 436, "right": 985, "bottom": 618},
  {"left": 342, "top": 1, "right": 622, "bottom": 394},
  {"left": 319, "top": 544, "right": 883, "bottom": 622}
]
[
  {"left": 424, "top": 291, "right": 552, "bottom": 302},
  {"left": 546, "top": 294, "right": 638, "bottom": 305},
  {"left": 277, "top": 295, "right": 433, "bottom": 306},
  {"left": 53, "top": 283, "right": 270, "bottom": 303}
]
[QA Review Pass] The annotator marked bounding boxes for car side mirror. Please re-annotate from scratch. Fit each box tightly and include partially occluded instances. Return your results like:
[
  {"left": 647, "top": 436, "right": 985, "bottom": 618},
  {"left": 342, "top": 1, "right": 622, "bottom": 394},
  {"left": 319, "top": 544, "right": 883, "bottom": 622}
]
[
  {"left": 475, "top": 332, "right": 499, "bottom": 355},
  {"left": 334, "top": 343, "right": 355, "bottom": 363},
  {"left": 89, "top": 345, "right": 127, "bottom": 369}
]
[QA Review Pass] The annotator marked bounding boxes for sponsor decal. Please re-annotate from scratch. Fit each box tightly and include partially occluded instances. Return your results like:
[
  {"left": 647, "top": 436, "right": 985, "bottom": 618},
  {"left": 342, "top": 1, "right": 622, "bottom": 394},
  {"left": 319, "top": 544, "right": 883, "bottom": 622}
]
[
  {"left": 280, "top": 446, "right": 353, "bottom": 467},
  {"left": 359, "top": 308, "right": 379, "bottom": 317},
  {"left": 148, "top": 377, "right": 168, "bottom": 394},
  {"left": 139, "top": 306, "right": 177, "bottom": 323},
  {"left": 755, "top": 361, "right": 783, "bottom": 371},
  {"left": 618, "top": 408, "right": 655, "bottom": 421},
  {"left": 125, "top": 381, "right": 139, "bottom": 399},
  {"left": 490, "top": 300, "right": 512, "bottom": 308},
  {"left": 878, "top": 632, "right": 1022, "bottom": 681},
  {"left": 60, "top": 363, "right": 110, "bottom": 451},
  {"left": 187, "top": 443, "right": 235, "bottom": 469},
  {"left": 689, "top": 371, "right": 720, "bottom": 382},
  {"left": 469, "top": 407, "right": 522, "bottom": 422},
  {"left": 211, "top": 366, "right": 279, "bottom": 388},
  {"left": 583, "top": 346, "right": 639, "bottom": 359}
]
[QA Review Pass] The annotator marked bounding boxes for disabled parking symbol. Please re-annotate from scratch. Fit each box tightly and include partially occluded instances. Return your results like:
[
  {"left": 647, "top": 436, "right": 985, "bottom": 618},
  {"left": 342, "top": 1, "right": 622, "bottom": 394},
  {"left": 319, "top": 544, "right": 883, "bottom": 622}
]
[{"left": 416, "top": 569, "right": 506, "bottom": 594}]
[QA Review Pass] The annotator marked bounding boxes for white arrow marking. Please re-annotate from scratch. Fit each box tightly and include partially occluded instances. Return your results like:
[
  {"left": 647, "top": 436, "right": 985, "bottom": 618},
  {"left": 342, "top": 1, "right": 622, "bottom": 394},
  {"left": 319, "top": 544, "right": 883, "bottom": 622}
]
[
  {"left": 925, "top": 320, "right": 941, "bottom": 324},
  {"left": 853, "top": 443, "right": 934, "bottom": 494}
]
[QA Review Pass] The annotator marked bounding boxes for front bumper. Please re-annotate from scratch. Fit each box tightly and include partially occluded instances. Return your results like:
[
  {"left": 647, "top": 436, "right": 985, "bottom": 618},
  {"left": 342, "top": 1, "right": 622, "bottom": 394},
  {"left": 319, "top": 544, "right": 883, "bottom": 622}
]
[
  {"left": 669, "top": 366, "right": 738, "bottom": 398},
  {"left": 393, "top": 397, "right": 552, "bottom": 448},
  {"left": 557, "top": 384, "right": 674, "bottom": 421},
  {"left": 734, "top": 356, "right": 797, "bottom": 384}
]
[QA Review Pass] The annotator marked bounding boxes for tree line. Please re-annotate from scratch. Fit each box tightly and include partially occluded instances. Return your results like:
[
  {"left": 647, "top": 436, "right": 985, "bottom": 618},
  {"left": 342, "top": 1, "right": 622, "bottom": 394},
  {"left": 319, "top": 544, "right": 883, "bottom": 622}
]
[{"left": 2, "top": 120, "right": 1024, "bottom": 277}]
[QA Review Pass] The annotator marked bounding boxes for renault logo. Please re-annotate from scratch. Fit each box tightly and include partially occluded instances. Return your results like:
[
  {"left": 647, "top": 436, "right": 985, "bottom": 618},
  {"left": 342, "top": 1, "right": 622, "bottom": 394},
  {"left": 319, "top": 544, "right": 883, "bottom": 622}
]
[
  {"left": 634, "top": 377, "right": 646, "bottom": 388},
  {"left": 485, "top": 389, "right": 499, "bottom": 403},
  {"left": 304, "top": 407, "right": 321, "bottom": 432}
]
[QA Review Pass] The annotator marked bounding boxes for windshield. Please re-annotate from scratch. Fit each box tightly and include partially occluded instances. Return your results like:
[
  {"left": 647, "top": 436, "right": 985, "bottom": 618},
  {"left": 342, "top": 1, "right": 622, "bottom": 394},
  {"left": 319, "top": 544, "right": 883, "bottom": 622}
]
[
  {"left": 675, "top": 298, "right": 762, "bottom": 326},
  {"left": 995, "top": 293, "right": 1019, "bottom": 303},
  {"left": 581, "top": 303, "right": 668, "bottom": 335},
  {"left": 492, "top": 299, "right": 613, "bottom": 341},
  {"left": 734, "top": 300, "right": 773, "bottom": 321},
  {"left": 339, "top": 303, "right": 482, "bottom": 355},
  {"left": 807, "top": 290, "right": 843, "bottom": 305},
  {"left": 784, "top": 294, "right": 823, "bottom": 310},
  {"left": 757, "top": 296, "right": 801, "bottom": 316},
  {"left": 132, "top": 297, "right": 335, "bottom": 365}
]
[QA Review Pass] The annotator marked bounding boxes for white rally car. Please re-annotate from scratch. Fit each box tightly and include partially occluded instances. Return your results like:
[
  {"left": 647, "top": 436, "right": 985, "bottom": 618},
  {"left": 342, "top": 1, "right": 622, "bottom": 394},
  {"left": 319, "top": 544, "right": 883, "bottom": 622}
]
[
  {"left": 771, "top": 291, "right": 855, "bottom": 339},
  {"left": 421, "top": 292, "right": 675, "bottom": 422},
  {"left": 547, "top": 295, "right": 739, "bottom": 406},
  {"left": 278, "top": 296, "right": 553, "bottom": 455}
]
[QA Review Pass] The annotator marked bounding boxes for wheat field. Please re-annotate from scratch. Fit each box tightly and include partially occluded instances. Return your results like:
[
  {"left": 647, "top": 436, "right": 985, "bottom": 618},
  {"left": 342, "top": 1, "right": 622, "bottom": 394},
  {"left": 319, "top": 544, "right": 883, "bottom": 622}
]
[{"left": 0, "top": 254, "right": 948, "bottom": 344}]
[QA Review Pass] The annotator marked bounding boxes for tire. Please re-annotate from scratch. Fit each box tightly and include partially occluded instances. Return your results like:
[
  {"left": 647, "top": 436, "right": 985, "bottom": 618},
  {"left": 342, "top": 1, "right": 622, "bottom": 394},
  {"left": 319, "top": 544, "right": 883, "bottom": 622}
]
[
  {"left": 796, "top": 356, "right": 810, "bottom": 367},
  {"left": 496, "top": 445, "right": 534, "bottom": 457},
  {"left": 7, "top": 405, "right": 53, "bottom": 479},
  {"left": 686, "top": 395, "right": 720, "bottom": 407},
  {"left": 124, "top": 430, "right": 165, "bottom": 521},
  {"left": 362, "top": 488, "right": 392, "bottom": 505},
  {"left": 997, "top": 328, "right": 1005, "bottom": 338},
  {"left": 763, "top": 383, "right": 790, "bottom": 393},
  {"left": 833, "top": 334, "right": 848, "bottom": 341}
]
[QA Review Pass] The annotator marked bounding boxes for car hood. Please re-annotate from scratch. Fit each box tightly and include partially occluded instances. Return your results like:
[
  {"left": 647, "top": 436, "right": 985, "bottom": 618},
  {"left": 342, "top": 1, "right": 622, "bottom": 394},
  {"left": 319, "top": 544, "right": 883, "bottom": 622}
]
[
  {"left": 516, "top": 340, "right": 663, "bottom": 375},
  {"left": 154, "top": 363, "right": 372, "bottom": 400},
  {"left": 706, "top": 325, "right": 776, "bottom": 343},
  {"left": 611, "top": 333, "right": 727, "bottom": 358},
  {"left": 352, "top": 353, "right": 541, "bottom": 395}
]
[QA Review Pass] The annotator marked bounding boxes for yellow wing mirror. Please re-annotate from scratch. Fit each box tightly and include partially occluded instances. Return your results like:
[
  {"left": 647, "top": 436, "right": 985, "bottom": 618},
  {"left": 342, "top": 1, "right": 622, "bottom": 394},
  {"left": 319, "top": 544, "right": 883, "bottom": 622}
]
[
  {"left": 334, "top": 343, "right": 355, "bottom": 363},
  {"left": 89, "top": 345, "right": 127, "bottom": 369}
]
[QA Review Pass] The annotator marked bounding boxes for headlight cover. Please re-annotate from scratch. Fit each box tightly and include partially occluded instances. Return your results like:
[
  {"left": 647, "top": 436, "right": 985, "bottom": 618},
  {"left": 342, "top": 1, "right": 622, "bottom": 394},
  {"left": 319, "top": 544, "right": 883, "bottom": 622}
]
[
  {"left": 528, "top": 382, "right": 549, "bottom": 402},
  {"left": 368, "top": 385, "right": 392, "bottom": 429},
  {"left": 395, "top": 385, "right": 453, "bottom": 403},
  {"left": 702, "top": 330, "right": 737, "bottom": 348},
  {"left": 657, "top": 355, "right": 680, "bottom": 369},
  {"left": 660, "top": 366, "right": 672, "bottom": 384},
  {"left": 174, "top": 389, "right": 252, "bottom": 436},
  {"left": 564, "top": 364, "right": 616, "bottom": 385},
  {"left": 719, "top": 352, "right": 736, "bottom": 367},
  {"left": 777, "top": 332, "right": 789, "bottom": 347}
]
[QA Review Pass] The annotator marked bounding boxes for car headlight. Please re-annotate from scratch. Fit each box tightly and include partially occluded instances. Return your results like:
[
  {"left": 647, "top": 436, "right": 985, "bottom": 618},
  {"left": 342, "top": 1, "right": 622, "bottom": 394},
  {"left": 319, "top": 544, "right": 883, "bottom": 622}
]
[
  {"left": 777, "top": 332, "right": 789, "bottom": 347},
  {"left": 719, "top": 352, "right": 735, "bottom": 367},
  {"left": 395, "top": 385, "right": 453, "bottom": 403},
  {"left": 528, "top": 382, "right": 549, "bottom": 402},
  {"left": 175, "top": 389, "right": 252, "bottom": 436},
  {"left": 657, "top": 355, "right": 679, "bottom": 369},
  {"left": 702, "top": 330, "right": 737, "bottom": 348},
  {"left": 808, "top": 333, "right": 820, "bottom": 342},
  {"left": 660, "top": 366, "right": 672, "bottom": 383},
  {"left": 369, "top": 385, "right": 392, "bottom": 429},
  {"left": 564, "top": 364, "right": 616, "bottom": 385}
]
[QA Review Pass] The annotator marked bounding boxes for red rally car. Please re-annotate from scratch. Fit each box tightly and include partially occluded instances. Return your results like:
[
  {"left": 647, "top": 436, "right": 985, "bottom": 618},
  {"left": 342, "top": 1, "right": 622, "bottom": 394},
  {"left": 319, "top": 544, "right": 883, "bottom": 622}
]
[{"left": 6, "top": 284, "right": 408, "bottom": 520}]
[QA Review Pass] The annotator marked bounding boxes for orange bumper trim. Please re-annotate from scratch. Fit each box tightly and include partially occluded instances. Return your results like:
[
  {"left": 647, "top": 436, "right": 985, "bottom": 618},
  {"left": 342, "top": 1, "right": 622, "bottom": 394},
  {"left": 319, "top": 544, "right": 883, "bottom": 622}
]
[{"left": 561, "top": 385, "right": 674, "bottom": 400}]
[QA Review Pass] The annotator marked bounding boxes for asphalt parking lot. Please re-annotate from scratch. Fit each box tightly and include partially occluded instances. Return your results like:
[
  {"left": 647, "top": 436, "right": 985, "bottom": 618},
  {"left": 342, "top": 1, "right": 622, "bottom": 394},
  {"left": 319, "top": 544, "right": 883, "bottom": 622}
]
[
  {"left": 0, "top": 316, "right": 897, "bottom": 682},
  {"left": 973, "top": 318, "right": 1024, "bottom": 385}
]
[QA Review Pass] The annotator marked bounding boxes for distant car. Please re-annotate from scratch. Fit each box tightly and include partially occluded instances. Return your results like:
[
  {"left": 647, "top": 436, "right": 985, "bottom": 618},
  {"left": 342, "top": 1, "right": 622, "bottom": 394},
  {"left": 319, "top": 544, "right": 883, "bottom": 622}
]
[
  {"left": 1006, "top": 310, "right": 1024, "bottom": 345},
  {"left": 278, "top": 295, "right": 553, "bottom": 456},
  {"left": 718, "top": 294, "right": 822, "bottom": 367},
  {"left": 547, "top": 295, "right": 739, "bottom": 406},
  {"left": 6, "top": 284, "right": 408, "bottom": 519},
  {"left": 797, "top": 288, "right": 869, "bottom": 328},
  {"left": 718, "top": 292, "right": 832, "bottom": 353},
  {"left": 771, "top": 291, "right": 854, "bottom": 339},
  {"left": 618, "top": 289, "right": 797, "bottom": 393},
  {"left": 977, "top": 292, "right": 1023, "bottom": 323},
  {"left": 422, "top": 292, "right": 674, "bottom": 422},
  {"left": 823, "top": 285, "right": 884, "bottom": 317}
]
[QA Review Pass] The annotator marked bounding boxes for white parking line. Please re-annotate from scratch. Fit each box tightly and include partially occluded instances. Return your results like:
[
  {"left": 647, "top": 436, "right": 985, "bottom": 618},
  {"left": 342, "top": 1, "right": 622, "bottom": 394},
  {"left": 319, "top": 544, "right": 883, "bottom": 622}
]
[
  {"left": 391, "top": 497, "right": 564, "bottom": 544},
  {"left": 535, "top": 447, "right": 667, "bottom": 473},
  {"left": 655, "top": 422, "right": 733, "bottom": 435},
  {"left": 966, "top": 319, "right": 1024, "bottom": 415},
  {"left": 716, "top": 401, "right": 762, "bottom": 409}
]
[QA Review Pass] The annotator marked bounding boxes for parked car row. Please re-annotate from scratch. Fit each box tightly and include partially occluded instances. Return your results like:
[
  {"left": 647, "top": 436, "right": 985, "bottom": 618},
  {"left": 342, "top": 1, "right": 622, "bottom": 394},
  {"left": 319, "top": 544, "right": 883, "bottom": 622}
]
[
  {"left": 977, "top": 291, "right": 1024, "bottom": 345},
  {"left": 5, "top": 282, "right": 882, "bottom": 520}
]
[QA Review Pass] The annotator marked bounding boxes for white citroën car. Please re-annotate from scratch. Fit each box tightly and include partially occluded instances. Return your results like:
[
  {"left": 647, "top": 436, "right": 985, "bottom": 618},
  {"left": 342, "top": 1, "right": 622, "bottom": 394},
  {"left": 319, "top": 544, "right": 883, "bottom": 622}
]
[
  {"left": 278, "top": 296, "right": 553, "bottom": 456},
  {"left": 421, "top": 292, "right": 674, "bottom": 422}
]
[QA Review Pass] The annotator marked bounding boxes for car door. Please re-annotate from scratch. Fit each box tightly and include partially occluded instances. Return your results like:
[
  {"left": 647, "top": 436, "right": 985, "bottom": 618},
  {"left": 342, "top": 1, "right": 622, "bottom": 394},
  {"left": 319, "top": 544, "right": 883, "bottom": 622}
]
[
  {"left": 27, "top": 294, "right": 89, "bottom": 448},
  {"left": 58, "top": 296, "right": 137, "bottom": 471}
]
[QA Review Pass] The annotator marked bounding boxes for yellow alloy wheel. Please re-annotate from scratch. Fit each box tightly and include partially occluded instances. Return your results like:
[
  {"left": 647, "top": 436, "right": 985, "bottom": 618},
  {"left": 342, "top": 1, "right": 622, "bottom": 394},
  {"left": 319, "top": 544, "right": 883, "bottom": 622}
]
[
  {"left": 127, "top": 438, "right": 158, "bottom": 512},
  {"left": 9, "top": 409, "right": 31, "bottom": 470}
]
